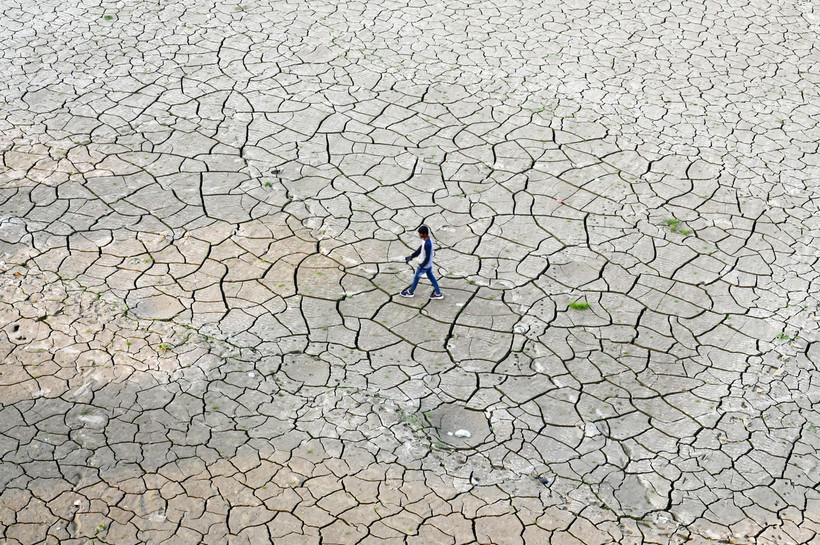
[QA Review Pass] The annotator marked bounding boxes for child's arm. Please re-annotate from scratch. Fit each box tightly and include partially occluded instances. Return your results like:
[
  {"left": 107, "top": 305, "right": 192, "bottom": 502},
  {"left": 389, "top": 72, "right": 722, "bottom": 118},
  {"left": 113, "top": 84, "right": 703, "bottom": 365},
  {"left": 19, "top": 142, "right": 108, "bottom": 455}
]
[{"left": 406, "top": 245, "right": 421, "bottom": 261}]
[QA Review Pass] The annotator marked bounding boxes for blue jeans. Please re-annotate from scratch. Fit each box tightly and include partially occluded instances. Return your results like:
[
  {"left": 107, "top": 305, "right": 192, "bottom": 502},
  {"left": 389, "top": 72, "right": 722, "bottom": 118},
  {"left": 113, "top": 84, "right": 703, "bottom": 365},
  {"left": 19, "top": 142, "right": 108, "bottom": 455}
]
[{"left": 409, "top": 266, "right": 440, "bottom": 294}]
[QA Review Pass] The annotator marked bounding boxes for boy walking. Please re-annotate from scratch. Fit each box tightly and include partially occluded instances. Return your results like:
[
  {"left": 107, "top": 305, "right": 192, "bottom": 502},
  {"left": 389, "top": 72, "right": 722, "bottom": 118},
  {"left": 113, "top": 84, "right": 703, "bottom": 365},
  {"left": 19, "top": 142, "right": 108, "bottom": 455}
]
[{"left": 401, "top": 225, "right": 444, "bottom": 299}]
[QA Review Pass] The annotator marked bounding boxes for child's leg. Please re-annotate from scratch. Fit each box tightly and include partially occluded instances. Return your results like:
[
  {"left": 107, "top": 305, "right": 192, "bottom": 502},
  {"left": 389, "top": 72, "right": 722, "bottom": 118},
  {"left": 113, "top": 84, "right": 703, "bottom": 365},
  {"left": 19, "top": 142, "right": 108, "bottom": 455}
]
[
  {"left": 408, "top": 267, "right": 425, "bottom": 293},
  {"left": 425, "top": 267, "right": 441, "bottom": 294}
]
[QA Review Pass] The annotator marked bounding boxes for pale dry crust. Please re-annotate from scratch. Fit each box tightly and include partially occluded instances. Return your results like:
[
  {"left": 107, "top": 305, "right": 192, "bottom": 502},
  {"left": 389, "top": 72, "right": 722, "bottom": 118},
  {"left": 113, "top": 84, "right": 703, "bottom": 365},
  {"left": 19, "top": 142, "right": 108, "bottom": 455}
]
[{"left": 1, "top": 0, "right": 819, "bottom": 543}]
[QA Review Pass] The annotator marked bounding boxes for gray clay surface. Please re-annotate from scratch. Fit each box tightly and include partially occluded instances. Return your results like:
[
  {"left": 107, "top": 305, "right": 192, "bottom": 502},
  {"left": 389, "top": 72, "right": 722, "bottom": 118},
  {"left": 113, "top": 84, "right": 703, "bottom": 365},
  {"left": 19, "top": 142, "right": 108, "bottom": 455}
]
[{"left": 1, "top": 0, "right": 819, "bottom": 543}]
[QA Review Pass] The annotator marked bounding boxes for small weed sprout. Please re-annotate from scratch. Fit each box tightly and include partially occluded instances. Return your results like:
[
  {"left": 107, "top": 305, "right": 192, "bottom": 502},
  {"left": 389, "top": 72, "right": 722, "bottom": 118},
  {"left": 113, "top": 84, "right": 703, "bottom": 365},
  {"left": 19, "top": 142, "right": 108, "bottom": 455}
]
[{"left": 666, "top": 218, "right": 692, "bottom": 236}]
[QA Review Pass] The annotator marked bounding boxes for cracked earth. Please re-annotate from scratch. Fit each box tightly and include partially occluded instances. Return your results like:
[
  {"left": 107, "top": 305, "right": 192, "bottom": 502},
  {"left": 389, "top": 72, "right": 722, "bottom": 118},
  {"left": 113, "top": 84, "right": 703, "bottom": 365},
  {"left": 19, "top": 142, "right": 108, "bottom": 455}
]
[{"left": 1, "top": 0, "right": 819, "bottom": 543}]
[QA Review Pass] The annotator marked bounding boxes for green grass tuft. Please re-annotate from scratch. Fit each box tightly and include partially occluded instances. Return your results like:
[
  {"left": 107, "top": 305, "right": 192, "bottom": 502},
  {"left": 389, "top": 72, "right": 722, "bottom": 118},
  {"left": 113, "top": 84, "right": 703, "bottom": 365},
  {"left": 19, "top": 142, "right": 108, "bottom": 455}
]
[
  {"left": 665, "top": 218, "right": 680, "bottom": 232},
  {"left": 665, "top": 218, "right": 692, "bottom": 236}
]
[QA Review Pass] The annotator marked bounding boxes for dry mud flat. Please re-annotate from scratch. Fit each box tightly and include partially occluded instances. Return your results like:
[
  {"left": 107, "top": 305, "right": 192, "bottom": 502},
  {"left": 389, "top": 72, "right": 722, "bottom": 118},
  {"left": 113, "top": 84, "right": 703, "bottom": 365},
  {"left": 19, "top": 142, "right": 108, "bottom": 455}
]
[{"left": 1, "top": 0, "right": 820, "bottom": 543}]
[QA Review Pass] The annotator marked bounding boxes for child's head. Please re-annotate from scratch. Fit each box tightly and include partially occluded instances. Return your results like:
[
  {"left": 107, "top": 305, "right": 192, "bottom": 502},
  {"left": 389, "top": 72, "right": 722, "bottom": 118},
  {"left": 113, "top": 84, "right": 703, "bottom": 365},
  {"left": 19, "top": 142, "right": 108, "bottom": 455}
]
[{"left": 417, "top": 225, "right": 429, "bottom": 238}]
